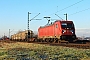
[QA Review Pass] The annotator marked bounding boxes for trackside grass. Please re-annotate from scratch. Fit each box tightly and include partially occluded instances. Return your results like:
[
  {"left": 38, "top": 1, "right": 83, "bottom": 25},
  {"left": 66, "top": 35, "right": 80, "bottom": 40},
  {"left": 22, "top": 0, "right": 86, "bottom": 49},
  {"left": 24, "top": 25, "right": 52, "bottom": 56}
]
[{"left": 0, "top": 41, "right": 90, "bottom": 60}]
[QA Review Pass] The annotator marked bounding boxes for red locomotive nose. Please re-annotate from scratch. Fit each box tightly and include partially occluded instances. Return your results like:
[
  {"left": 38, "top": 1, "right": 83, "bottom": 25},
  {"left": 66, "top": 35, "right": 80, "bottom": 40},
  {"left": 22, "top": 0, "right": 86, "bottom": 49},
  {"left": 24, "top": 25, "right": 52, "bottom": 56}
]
[{"left": 62, "top": 29, "right": 75, "bottom": 35}]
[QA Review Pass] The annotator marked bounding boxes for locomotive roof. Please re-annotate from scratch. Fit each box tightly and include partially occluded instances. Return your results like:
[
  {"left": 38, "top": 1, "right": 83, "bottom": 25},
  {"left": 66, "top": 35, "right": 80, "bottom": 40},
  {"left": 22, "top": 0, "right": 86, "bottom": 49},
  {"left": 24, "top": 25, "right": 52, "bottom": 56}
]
[
  {"left": 55, "top": 20, "right": 73, "bottom": 22},
  {"left": 39, "top": 20, "right": 73, "bottom": 28}
]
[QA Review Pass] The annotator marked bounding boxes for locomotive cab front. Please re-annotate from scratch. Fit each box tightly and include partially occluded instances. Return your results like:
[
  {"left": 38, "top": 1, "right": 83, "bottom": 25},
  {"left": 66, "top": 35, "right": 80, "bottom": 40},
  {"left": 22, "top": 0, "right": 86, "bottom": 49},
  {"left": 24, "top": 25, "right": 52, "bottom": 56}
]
[{"left": 60, "top": 21, "right": 76, "bottom": 41}]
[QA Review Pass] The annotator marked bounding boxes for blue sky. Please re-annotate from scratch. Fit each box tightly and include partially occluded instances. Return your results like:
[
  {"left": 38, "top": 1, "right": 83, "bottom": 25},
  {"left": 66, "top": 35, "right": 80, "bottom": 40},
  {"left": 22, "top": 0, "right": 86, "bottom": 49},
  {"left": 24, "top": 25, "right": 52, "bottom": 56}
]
[{"left": 0, "top": 0, "right": 90, "bottom": 37}]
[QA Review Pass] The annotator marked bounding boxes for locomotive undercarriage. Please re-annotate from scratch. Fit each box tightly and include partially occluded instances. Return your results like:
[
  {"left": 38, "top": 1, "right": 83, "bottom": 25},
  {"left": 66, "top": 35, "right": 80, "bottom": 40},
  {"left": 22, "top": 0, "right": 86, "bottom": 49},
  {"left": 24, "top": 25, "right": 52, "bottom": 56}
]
[
  {"left": 60, "top": 35, "right": 76, "bottom": 42},
  {"left": 34, "top": 37, "right": 68, "bottom": 44},
  {"left": 35, "top": 35, "right": 76, "bottom": 43}
]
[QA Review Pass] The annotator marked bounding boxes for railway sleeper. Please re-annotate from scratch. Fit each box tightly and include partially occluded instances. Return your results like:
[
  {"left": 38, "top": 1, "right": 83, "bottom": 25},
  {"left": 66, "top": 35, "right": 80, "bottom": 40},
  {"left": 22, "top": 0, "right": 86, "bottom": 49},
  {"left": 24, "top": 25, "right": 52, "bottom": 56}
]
[{"left": 66, "top": 44, "right": 90, "bottom": 49}]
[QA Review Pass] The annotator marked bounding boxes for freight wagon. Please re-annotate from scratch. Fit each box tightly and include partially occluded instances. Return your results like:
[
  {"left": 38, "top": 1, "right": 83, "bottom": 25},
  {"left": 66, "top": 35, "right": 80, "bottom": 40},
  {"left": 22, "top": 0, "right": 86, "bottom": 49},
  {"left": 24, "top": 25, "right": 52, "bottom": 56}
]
[
  {"left": 38, "top": 20, "right": 76, "bottom": 43},
  {"left": 11, "top": 30, "right": 34, "bottom": 41}
]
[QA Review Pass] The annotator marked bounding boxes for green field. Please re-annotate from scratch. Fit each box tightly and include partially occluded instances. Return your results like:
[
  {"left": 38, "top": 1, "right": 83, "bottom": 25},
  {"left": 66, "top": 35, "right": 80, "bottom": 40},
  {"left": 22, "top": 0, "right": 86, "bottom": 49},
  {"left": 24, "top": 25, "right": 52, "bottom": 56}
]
[{"left": 0, "top": 42, "right": 90, "bottom": 60}]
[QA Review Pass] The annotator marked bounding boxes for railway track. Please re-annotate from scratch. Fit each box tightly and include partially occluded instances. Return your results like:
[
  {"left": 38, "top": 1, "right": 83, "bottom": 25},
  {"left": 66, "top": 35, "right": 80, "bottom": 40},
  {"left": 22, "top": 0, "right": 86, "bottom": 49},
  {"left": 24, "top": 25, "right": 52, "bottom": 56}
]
[
  {"left": 1, "top": 39, "right": 90, "bottom": 49},
  {"left": 50, "top": 43, "right": 90, "bottom": 49},
  {"left": 33, "top": 41, "right": 90, "bottom": 49}
]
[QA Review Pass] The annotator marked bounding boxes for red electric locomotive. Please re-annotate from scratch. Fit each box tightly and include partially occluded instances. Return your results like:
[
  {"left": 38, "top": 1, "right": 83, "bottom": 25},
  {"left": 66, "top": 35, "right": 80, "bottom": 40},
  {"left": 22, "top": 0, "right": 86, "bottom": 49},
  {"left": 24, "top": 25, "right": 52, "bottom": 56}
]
[{"left": 38, "top": 20, "right": 76, "bottom": 42}]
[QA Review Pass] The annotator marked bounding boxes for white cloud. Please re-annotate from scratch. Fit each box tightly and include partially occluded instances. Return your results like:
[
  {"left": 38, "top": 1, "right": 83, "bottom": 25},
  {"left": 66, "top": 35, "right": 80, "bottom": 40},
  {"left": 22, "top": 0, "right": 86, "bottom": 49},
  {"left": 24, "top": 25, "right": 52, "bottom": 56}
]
[{"left": 76, "top": 28, "right": 90, "bottom": 37}]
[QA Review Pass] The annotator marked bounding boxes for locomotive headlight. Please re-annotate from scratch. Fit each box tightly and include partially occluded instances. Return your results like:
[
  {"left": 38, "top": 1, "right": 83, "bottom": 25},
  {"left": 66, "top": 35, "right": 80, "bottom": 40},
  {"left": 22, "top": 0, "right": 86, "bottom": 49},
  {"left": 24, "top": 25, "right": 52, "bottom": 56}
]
[
  {"left": 62, "top": 30, "right": 66, "bottom": 33},
  {"left": 70, "top": 30, "right": 74, "bottom": 33}
]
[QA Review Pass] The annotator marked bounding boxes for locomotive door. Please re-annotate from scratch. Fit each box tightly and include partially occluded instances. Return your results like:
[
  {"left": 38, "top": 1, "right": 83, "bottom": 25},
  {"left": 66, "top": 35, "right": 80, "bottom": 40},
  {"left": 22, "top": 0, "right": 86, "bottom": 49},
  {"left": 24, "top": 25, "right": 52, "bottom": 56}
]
[{"left": 54, "top": 24, "right": 58, "bottom": 37}]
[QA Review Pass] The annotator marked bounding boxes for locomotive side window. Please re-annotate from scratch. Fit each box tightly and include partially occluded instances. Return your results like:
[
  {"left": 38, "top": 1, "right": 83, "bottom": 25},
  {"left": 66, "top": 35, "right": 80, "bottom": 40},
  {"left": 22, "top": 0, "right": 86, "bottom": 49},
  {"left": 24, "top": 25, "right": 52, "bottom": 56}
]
[{"left": 56, "top": 24, "right": 58, "bottom": 28}]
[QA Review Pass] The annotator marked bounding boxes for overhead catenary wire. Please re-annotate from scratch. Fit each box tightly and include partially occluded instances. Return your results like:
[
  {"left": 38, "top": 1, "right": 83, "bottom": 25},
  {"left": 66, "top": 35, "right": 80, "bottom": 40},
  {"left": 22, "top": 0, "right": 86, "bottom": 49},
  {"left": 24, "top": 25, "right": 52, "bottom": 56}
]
[
  {"left": 44, "top": 0, "right": 84, "bottom": 21},
  {"left": 55, "top": 14, "right": 64, "bottom": 20},
  {"left": 30, "top": 13, "right": 40, "bottom": 21},
  {"left": 39, "top": 0, "right": 85, "bottom": 22},
  {"left": 49, "top": 0, "right": 84, "bottom": 16},
  {"left": 69, "top": 8, "right": 90, "bottom": 16}
]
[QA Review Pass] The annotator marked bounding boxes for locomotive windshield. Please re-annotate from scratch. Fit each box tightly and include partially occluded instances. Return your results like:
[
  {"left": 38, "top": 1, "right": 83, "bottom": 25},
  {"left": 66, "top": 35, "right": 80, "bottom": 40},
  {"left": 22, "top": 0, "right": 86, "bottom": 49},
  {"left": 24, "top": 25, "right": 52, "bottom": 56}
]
[{"left": 61, "top": 23, "right": 74, "bottom": 28}]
